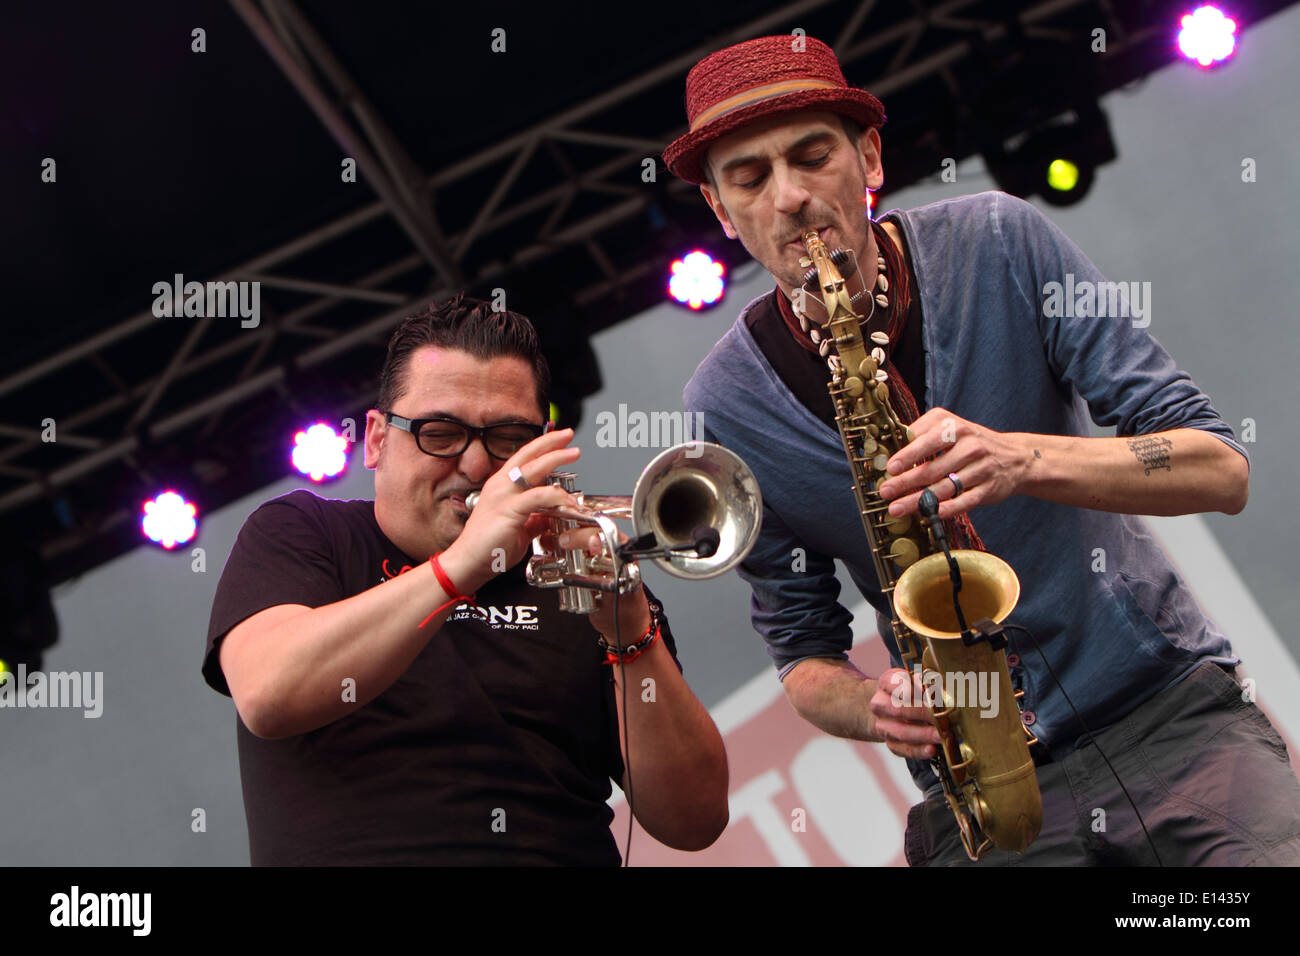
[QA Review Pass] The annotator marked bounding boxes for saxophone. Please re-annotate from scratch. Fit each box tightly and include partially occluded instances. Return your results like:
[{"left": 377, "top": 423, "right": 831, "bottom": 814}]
[{"left": 799, "top": 229, "right": 1042, "bottom": 860}]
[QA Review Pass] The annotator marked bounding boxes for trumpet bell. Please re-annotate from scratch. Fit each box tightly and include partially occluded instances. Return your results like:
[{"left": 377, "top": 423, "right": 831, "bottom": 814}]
[{"left": 632, "top": 442, "right": 763, "bottom": 580}]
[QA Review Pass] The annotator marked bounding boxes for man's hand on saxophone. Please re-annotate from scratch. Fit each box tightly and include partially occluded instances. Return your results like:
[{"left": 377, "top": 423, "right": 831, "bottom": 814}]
[
  {"left": 877, "top": 407, "right": 1248, "bottom": 520},
  {"left": 868, "top": 668, "right": 942, "bottom": 761},
  {"left": 875, "top": 407, "right": 1028, "bottom": 521}
]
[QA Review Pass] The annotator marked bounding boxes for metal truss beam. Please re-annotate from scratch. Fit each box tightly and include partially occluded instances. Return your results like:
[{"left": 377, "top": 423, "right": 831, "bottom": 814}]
[{"left": 3, "top": 0, "right": 1186, "bottom": 559}]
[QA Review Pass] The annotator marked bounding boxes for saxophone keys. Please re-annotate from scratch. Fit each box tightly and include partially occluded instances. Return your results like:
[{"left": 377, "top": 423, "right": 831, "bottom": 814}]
[
  {"left": 844, "top": 375, "right": 865, "bottom": 398},
  {"left": 889, "top": 536, "right": 920, "bottom": 568},
  {"left": 857, "top": 356, "right": 878, "bottom": 379},
  {"left": 872, "top": 452, "right": 891, "bottom": 473},
  {"left": 883, "top": 513, "right": 912, "bottom": 535},
  {"left": 799, "top": 256, "right": 812, "bottom": 268},
  {"left": 874, "top": 382, "right": 890, "bottom": 403},
  {"left": 860, "top": 436, "right": 878, "bottom": 456},
  {"left": 970, "top": 794, "right": 992, "bottom": 830},
  {"left": 946, "top": 740, "right": 973, "bottom": 772}
]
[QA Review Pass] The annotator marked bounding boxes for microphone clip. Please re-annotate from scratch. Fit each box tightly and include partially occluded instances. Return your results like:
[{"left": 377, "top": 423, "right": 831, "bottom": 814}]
[{"left": 960, "top": 618, "right": 1008, "bottom": 651}]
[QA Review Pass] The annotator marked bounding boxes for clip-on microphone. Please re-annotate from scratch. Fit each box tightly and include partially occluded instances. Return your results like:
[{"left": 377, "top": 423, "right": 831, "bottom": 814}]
[
  {"left": 918, "top": 489, "right": 1005, "bottom": 650},
  {"left": 616, "top": 525, "right": 720, "bottom": 563}
]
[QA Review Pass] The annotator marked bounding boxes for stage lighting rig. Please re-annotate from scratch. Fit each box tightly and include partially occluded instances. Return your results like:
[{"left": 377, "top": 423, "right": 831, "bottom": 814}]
[
  {"left": 0, "top": 535, "right": 59, "bottom": 673},
  {"left": 986, "top": 105, "right": 1118, "bottom": 207}
]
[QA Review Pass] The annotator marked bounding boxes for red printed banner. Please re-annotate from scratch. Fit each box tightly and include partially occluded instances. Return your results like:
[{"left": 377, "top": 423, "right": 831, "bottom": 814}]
[
  {"left": 610, "top": 635, "right": 1298, "bottom": 866},
  {"left": 610, "top": 636, "right": 916, "bottom": 866}
]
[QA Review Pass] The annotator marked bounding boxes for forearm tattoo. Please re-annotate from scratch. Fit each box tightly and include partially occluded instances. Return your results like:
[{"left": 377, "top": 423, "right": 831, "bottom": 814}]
[{"left": 1127, "top": 435, "right": 1173, "bottom": 475}]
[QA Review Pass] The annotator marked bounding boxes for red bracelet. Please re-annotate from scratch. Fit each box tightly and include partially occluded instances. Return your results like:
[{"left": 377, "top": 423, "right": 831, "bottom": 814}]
[
  {"left": 420, "top": 552, "right": 477, "bottom": 628},
  {"left": 599, "top": 615, "right": 661, "bottom": 666}
]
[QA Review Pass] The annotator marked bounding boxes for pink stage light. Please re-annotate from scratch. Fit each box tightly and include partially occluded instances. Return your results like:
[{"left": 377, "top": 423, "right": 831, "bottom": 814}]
[
  {"left": 292, "top": 423, "right": 349, "bottom": 482},
  {"left": 142, "top": 491, "right": 197, "bottom": 549},
  {"left": 1178, "top": 6, "right": 1237, "bottom": 67},
  {"left": 669, "top": 251, "right": 726, "bottom": 310}
]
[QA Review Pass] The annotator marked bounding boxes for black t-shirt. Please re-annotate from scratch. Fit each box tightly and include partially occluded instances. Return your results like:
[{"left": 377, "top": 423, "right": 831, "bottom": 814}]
[
  {"left": 203, "top": 489, "right": 680, "bottom": 866},
  {"left": 746, "top": 224, "right": 928, "bottom": 426}
]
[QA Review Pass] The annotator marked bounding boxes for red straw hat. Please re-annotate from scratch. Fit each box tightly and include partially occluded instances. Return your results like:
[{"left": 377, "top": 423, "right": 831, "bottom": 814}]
[{"left": 663, "top": 35, "right": 885, "bottom": 185}]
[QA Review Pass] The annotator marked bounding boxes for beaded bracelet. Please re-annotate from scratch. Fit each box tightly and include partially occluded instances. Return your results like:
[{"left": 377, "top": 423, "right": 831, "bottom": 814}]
[{"left": 597, "top": 601, "right": 663, "bottom": 665}]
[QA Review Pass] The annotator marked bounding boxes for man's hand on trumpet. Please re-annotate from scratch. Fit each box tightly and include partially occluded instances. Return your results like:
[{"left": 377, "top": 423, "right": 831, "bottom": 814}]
[
  {"left": 442, "top": 428, "right": 581, "bottom": 594},
  {"left": 549, "top": 525, "right": 654, "bottom": 646}
]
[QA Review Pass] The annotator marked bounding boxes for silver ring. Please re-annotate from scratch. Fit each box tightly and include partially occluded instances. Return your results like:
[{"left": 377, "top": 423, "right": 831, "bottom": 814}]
[
  {"left": 508, "top": 466, "right": 530, "bottom": 491},
  {"left": 947, "top": 472, "right": 963, "bottom": 497}
]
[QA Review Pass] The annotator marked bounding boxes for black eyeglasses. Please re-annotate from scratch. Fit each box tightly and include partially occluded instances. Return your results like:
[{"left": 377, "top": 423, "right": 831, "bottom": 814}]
[{"left": 385, "top": 412, "right": 545, "bottom": 460}]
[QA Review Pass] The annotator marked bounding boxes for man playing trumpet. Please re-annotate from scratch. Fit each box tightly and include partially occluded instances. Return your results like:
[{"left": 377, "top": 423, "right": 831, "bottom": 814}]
[{"left": 203, "top": 293, "right": 727, "bottom": 864}]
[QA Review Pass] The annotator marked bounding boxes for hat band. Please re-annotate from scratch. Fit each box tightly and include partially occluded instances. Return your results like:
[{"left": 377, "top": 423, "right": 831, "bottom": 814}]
[{"left": 688, "top": 77, "right": 844, "bottom": 132}]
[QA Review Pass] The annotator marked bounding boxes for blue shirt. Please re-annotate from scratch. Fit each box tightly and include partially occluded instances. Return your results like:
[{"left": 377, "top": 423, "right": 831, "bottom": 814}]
[{"left": 684, "top": 191, "right": 1247, "bottom": 795}]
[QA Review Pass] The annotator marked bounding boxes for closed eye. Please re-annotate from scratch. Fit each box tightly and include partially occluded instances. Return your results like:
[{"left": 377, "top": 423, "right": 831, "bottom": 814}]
[{"left": 734, "top": 153, "right": 831, "bottom": 189}]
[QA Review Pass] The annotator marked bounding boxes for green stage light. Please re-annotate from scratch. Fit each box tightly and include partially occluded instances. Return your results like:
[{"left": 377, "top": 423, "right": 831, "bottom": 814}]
[{"left": 1047, "top": 158, "right": 1080, "bottom": 192}]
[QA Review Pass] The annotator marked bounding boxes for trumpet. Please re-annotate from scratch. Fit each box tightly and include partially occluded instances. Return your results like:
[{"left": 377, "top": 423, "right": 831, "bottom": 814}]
[{"left": 465, "top": 441, "right": 763, "bottom": 613}]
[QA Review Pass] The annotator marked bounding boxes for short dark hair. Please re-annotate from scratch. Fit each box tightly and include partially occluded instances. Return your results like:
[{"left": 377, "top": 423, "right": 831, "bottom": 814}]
[
  {"left": 377, "top": 293, "right": 551, "bottom": 421},
  {"left": 703, "top": 114, "right": 866, "bottom": 187}
]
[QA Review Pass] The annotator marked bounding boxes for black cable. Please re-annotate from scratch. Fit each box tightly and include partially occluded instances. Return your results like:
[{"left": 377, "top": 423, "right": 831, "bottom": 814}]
[
  {"left": 1001, "top": 623, "right": 1163, "bottom": 867},
  {"left": 612, "top": 585, "right": 635, "bottom": 867},
  {"left": 918, "top": 491, "right": 970, "bottom": 634}
]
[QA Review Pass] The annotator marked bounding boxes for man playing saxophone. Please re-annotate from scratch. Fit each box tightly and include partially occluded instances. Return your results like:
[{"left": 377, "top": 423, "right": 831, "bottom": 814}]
[
  {"left": 665, "top": 35, "right": 1300, "bottom": 865},
  {"left": 202, "top": 293, "right": 727, "bottom": 864}
]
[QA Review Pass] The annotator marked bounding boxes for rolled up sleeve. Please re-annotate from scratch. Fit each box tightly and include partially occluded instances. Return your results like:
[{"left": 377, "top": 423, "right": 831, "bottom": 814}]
[
  {"left": 686, "top": 374, "right": 854, "bottom": 679},
  {"left": 993, "top": 192, "right": 1249, "bottom": 468},
  {"left": 738, "top": 502, "right": 854, "bottom": 679}
]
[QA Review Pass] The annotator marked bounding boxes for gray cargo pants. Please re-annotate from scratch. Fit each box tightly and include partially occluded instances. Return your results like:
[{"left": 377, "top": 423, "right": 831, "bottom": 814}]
[{"left": 904, "top": 661, "right": 1300, "bottom": 866}]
